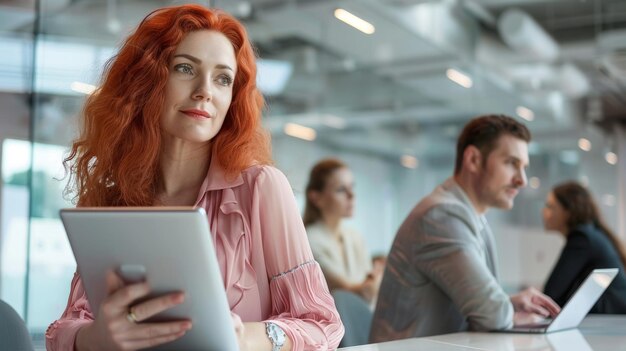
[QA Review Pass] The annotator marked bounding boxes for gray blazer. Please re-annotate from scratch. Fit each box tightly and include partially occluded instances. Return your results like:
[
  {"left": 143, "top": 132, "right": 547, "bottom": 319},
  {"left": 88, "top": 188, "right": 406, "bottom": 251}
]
[{"left": 370, "top": 178, "right": 513, "bottom": 341}]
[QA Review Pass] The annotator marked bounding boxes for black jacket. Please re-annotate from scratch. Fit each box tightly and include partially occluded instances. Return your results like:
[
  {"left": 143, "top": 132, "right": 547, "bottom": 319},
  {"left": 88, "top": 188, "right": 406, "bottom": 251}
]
[{"left": 544, "top": 223, "right": 626, "bottom": 314}]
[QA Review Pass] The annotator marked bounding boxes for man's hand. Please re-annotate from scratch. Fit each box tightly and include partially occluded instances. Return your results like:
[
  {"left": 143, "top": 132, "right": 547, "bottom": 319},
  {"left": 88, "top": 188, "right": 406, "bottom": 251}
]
[
  {"left": 513, "top": 311, "right": 549, "bottom": 326},
  {"left": 510, "top": 287, "right": 561, "bottom": 317}
]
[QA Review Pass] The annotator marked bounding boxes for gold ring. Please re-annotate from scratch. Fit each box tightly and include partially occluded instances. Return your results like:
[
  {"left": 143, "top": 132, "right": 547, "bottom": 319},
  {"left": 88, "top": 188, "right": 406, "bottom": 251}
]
[{"left": 126, "top": 308, "right": 138, "bottom": 324}]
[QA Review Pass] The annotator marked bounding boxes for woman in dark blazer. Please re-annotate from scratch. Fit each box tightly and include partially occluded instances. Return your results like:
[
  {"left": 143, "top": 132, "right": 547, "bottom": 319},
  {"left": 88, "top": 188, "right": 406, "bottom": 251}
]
[{"left": 543, "top": 181, "right": 626, "bottom": 314}]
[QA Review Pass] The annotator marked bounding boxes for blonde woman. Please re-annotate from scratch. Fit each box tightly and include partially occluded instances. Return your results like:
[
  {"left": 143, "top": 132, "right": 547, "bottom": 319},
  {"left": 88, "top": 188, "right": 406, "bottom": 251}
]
[{"left": 304, "top": 159, "right": 381, "bottom": 304}]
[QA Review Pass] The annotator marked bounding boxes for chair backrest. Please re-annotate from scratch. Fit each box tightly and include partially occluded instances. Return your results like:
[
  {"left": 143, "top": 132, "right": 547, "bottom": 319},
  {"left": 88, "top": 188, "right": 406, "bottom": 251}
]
[
  {"left": 0, "top": 299, "right": 34, "bottom": 351},
  {"left": 332, "top": 290, "right": 373, "bottom": 347}
]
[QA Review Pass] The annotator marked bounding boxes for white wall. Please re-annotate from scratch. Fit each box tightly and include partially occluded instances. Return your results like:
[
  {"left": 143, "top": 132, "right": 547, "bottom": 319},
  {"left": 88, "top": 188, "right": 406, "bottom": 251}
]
[{"left": 491, "top": 224, "right": 564, "bottom": 292}]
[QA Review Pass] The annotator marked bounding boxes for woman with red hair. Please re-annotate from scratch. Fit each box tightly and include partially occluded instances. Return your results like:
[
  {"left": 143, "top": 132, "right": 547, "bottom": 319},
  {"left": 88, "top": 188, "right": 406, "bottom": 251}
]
[{"left": 46, "top": 5, "right": 343, "bottom": 350}]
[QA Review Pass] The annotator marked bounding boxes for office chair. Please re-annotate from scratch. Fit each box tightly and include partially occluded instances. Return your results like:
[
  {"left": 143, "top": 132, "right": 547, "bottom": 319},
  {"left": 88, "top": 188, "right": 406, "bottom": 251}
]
[
  {"left": 332, "top": 290, "right": 373, "bottom": 347},
  {"left": 0, "top": 299, "right": 34, "bottom": 351}
]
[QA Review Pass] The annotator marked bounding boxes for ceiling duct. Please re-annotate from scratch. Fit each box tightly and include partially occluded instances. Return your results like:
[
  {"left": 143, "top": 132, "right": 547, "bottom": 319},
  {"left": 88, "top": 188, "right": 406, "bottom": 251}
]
[
  {"left": 558, "top": 63, "right": 590, "bottom": 99},
  {"left": 393, "top": 0, "right": 479, "bottom": 58},
  {"left": 498, "top": 8, "right": 559, "bottom": 62},
  {"left": 598, "top": 29, "right": 626, "bottom": 83}
]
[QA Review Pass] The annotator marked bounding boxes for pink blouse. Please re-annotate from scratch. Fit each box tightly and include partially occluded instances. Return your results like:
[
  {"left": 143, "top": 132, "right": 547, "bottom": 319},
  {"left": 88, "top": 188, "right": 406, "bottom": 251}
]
[{"left": 46, "top": 161, "right": 344, "bottom": 350}]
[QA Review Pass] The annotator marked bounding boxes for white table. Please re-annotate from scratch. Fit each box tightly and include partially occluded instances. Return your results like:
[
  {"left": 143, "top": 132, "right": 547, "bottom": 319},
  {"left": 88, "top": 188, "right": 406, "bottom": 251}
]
[
  {"left": 339, "top": 315, "right": 626, "bottom": 351},
  {"left": 34, "top": 315, "right": 626, "bottom": 350}
]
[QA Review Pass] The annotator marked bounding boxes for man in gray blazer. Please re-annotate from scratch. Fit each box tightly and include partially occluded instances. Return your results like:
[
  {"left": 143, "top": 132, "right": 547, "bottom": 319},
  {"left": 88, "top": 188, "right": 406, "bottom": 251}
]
[{"left": 370, "top": 115, "right": 560, "bottom": 342}]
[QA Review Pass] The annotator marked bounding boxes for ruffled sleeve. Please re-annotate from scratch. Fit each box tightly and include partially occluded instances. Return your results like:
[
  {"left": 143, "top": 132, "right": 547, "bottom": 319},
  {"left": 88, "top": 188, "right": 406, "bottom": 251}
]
[
  {"left": 45, "top": 271, "right": 94, "bottom": 351},
  {"left": 251, "top": 166, "right": 344, "bottom": 350}
]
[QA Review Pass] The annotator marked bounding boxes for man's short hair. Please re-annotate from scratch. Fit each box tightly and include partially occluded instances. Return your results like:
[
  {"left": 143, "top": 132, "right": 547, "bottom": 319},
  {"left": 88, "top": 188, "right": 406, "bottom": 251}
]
[{"left": 454, "top": 114, "right": 531, "bottom": 175}]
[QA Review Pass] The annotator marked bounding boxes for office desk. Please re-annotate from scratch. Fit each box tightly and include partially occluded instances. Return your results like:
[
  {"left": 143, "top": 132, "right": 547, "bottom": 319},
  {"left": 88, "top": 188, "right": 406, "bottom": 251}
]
[
  {"left": 339, "top": 315, "right": 626, "bottom": 351},
  {"left": 33, "top": 315, "right": 626, "bottom": 350}
]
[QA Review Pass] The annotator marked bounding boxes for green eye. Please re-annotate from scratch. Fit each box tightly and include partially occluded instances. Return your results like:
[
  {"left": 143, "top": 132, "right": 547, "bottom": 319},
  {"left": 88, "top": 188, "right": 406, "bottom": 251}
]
[
  {"left": 217, "top": 74, "right": 233, "bottom": 86},
  {"left": 174, "top": 63, "right": 193, "bottom": 75}
]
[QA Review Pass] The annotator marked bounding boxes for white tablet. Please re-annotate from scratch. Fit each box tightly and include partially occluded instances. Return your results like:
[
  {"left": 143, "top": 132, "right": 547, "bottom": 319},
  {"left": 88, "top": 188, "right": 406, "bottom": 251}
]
[{"left": 60, "top": 207, "right": 239, "bottom": 351}]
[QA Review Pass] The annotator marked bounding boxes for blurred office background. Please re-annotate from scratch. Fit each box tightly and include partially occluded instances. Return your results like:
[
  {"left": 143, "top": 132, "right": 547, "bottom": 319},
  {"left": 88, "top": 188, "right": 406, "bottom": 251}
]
[{"left": 0, "top": 0, "right": 624, "bottom": 339}]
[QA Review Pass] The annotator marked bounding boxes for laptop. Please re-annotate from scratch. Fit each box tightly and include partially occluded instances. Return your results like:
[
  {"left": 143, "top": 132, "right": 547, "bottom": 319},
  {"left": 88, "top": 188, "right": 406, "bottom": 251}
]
[
  {"left": 500, "top": 268, "right": 618, "bottom": 333},
  {"left": 60, "top": 207, "right": 239, "bottom": 351}
]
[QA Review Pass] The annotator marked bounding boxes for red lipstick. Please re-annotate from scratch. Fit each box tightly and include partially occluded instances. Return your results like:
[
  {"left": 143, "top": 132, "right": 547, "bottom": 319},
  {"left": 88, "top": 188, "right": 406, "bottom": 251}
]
[{"left": 181, "top": 109, "right": 211, "bottom": 119}]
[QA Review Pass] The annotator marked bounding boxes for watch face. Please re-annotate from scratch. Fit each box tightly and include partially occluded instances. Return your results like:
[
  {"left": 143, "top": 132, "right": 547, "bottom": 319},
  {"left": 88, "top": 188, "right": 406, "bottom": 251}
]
[{"left": 267, "top": 322, "right": 286, "bottom": 345}]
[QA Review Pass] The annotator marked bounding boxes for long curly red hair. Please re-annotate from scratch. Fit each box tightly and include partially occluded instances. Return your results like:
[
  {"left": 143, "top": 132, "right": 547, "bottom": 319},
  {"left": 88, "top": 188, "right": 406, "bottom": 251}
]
[{"left": 64, "top": 5, "right": 272, "bottom": 206}]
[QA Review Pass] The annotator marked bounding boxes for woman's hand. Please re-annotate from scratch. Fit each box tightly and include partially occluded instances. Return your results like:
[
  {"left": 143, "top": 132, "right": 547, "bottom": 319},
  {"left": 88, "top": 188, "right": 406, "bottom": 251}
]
[
  {"left": 354, "top": 276, "right": 378, "bottom": 303},
  {"left": 231, "top": 316, "right": 293, "bottom": 351},
  {"left": 354, "top": 267, "right": 384, "bottom": 304},
  {"left": 75, "top": 271, "right": 191, "bottom": 351}
]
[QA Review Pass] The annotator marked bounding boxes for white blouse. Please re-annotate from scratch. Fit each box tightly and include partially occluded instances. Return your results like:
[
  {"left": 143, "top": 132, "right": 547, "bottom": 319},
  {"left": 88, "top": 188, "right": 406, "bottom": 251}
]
[{"left": 307, "top": 222, "right": 373, "bottom": 286}]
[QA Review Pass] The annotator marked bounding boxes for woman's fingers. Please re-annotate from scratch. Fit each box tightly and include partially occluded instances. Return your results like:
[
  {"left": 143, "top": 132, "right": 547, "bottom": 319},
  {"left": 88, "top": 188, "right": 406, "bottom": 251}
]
[
  {"left": 119, "top": 321, "right": 192, "bottom": 341},
  {"left": 105, "top": 282, "right": 151, "bottom": 315},
  {"left": 120, "top": 330, "right": 188, "bottom": 350},
  {"left": 96, "top": 272, "right": 192, "bottom": 350},
  {"left": 130, "top": 292, "right": 185, "bottom": 322}
]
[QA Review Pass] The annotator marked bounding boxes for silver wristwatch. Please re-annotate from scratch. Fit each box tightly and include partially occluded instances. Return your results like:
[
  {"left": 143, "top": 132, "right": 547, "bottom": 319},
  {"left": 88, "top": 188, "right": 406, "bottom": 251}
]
[{"left": 265, "top": 322, "right": 286, "bottom": 351}]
